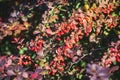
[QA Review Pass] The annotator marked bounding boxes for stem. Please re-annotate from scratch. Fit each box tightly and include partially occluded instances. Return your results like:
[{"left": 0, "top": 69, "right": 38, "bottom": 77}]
[{"left": 67, "top": 47, "right": 107, "bottom": 71}]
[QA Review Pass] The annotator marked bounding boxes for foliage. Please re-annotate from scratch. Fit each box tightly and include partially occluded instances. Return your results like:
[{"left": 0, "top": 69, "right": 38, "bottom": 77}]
[{"left": 0, "top": 0, "right": 120, "bottom": 80}]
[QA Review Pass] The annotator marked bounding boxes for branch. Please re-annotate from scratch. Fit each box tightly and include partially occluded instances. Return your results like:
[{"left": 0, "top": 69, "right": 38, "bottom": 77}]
[{"left": 67, "top": 47, "right": 107, "bottom": 71}]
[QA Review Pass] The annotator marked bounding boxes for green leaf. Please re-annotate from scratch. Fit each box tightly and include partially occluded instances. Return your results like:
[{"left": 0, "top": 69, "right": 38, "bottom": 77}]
[
  {"left": 39, "top": 60, "right": 45, "bottom": 67},
  {"left": 60, "top": 14, "right": 65, "bottom": 18},
  {"left": 109, "top": 78, "right": 112, "bottom": 80},
  {"left": 19, "top": 47, "right": 28, "bottom": 54},
  {"left": 113, "top": 60, "right": 117, "bottom": 65},
  {"left": 77, "top": 41, "right": 81, "bottom": 45},
  {"left": 22, "top": 47, "right": 28, "bottom": 51},
  {"left": 112, "top": 12, "right": 116, "bottom": 16},
  {"left": 59, "top": 41, "right": 63, "bottom": 46},
  {"left": 117, "top": 31, "right": 120, "bottom": 35},
  {"left": 51, "top": 77, "right": 55, "bottom": 80},
  {"left": 43, "top": 58, "right": 47, "bottom": 62},
  {"left": 58, "top": 5, "right": 62, "bottom": 9},
  {"left": 78, "top": 74, "right": 83, "bottom": 79},
  {"left": 105, "top": 26, "right": 110, "bottom": 31},
  {"left": 27, "top": 13, "right": 33, "bottom": 18},
  {"left": 19, "top": 50, "right": 24, "bottom": 54},
  {"left": 32, "top": 54, "right": 36, "bottom": 59},
  {"left": 5, "top": 47, "right": 9, "bottom": 50},
  {"left": 7, "top": 51, "right": 11, "bottom": 55},
  {"left": 75, "top": 3, "right": 80, "bottom": 9},
  {"left": 81, "top": 62, "right": 86, "bottom": 67},
  {"left": 55, "top": 73, "right": 60, "bottom": 77}
]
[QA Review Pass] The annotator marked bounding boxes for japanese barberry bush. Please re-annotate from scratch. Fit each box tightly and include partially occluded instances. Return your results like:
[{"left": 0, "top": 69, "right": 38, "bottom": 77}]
[{"left": 0, "top": 0, "right": 120, "bottom": 80}]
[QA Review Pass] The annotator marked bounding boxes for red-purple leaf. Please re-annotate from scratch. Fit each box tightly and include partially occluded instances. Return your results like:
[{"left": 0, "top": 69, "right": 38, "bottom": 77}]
[
  {"left": 76, "top": 50, "right": 82, "bottom": 56},
  {"left": 5, "top": 59, "right": 12, "bottom": 67},
  {"left": 37, "top": 49, "right": 43, "bottom": 57},
  {"left": 7, "top": 70, "right": 15, "bottom": 76},
  {"left": 46, "top": 28, "right": 54, "bottom": 35},
  {"left": 72, "top": 56, "right": 78, "bottom": 62},
  {"left": 33, "top": 30, "right": 40, "bottom": 34},
  {"left": 22, "top": 72, "right": 28, "bottom": 78},
  {"left": 31, "top": 73, "right": 38, "bottom": 79},
  {"left": 109, "top": 66, "right": 119, "bottom": 73}
]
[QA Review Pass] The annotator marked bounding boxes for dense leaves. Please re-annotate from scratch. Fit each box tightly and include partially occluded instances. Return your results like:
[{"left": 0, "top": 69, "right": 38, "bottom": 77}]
[{"left": 0, "top": 0, "right": 120, "bottom": 80}]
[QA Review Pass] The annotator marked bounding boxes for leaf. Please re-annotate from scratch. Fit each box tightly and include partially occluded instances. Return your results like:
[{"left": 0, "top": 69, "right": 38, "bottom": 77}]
[
  {"left": 84, "top": 2, "right": 89, "bottom": 11},
  {"left": 41, "top": 70, "right": 48, "bottom": 75},
  {"left": 72, "top": 56, "right": 78, "bottom": 62},
  {"left": 5, "top": 30, "right": 12, "bottom": 36},
  {"left": 45, "top": 62, "right": 50, "bottom": 70},
  {"left": 78, "top": 74, "right": 83, "bottom": 79},
  {"left": 10, "top": 10, "right": 18, "bottom": 17},
  {"left": 89, "top": 33, "right": 96, "bottom": 42},
  {"left": 104, "top": 31, "right": 109, "bottom": 36},
  {"left": 31, "top": 73, "right": 38, "bottom": 79},
  {"left": 22, "top": 72, "right": 28, "bottom": 78},
  {"left": 19, "top": 50, "right": 24, "bottom": 54},
  {"left": 76, "top": 50, "right": 82, "bottom": 56},
  {"left": 33, "top": 30, "right": 40, "bottom": 34},
  {"left": 0, "top": 67, "right": 4, "bottom": 72},
  {"left": 112, "top": 12, "right": 117, "bottom": 16},
  {"left": 39, "top": 60, "right": 45, "bottom": 67},
  {"left": 22, "top": 47, "right": 28, "bottom": 51},
  {"left": 46, "top": 28, "right": 54, "bottom": 35},
  {"left": 81, "top": 62, "right": 86, "bottom": 67},
  {"left": 5, "top": 59, "right": 12, "bottom": 67},
  {"left": 37, "top": 49, "right": 43, "bottom": 57},
  {"left": 24, "top": 22, "right": 30, "bottom": 28},
  {"left": 109, "top": 78, "right": 112, "bottom": 80},
  {"left": 49, "top": 15, "right": 58, "bottom": 23},
  {"left": 113, "top": 61, "right": 117, "bottom": 65},
  {"left": 7, "top": 70, "right": 15, "bottom": 76},
  {"left": 75, "top": 3, "right": 80, "bottom": 9},
  {"left": 27, "top": 13, "right": 34, "bottom": 18},
  {"left": 109, "top": 66, "right": 119, "bottom": 73},
  {"left": 21, "top": 17, "right": 28, "bottom": 22},
  {"left": 17, "top": 76, "right": 23, "bottom": 80}
]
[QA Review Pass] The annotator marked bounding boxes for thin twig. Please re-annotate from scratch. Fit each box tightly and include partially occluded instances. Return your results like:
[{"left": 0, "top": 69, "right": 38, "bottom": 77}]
[
  {"left": 67, "top": 47, "right": 107, "bottom": 71},
  {"left": 68, "top": 54, "right": 88, "bottom": 71}
]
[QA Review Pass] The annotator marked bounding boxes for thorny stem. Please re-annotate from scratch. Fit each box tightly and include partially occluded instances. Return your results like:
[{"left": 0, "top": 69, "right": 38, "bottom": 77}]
[
  {"left": 67, "top": 47, "right": 107, "bottom": 72},
  {"left": 67, "top": 53, "right": 88, "bottom": 72}
]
